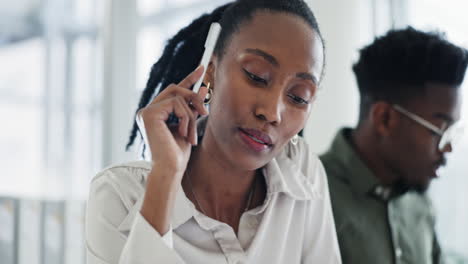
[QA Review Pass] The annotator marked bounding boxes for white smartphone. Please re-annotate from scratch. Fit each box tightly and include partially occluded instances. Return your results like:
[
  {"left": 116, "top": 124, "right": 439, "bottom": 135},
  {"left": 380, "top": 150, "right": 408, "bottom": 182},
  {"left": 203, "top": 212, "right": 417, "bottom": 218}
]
[{"left": 192, "top": 22, "right": 222, "bottom": 93}]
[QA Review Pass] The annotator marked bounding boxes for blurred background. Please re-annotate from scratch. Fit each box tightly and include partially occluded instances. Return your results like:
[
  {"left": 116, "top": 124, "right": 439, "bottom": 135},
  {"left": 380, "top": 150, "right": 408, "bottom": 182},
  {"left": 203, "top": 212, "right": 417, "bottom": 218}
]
[{"left": 0, "top": 0, "right": 466, "bottom": 263}]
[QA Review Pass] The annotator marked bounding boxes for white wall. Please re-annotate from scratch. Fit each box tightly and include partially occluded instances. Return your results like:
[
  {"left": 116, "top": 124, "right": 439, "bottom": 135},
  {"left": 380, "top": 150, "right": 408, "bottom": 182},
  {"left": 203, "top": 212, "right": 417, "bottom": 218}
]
[{"left": 304, "top": 0, "right": 374, "bottom": 154}]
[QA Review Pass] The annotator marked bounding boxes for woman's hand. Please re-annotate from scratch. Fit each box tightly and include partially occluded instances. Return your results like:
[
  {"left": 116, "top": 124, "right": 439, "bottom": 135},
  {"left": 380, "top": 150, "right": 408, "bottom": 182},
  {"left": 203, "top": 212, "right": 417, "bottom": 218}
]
[
  {"left": 139, "top": 66, "right": 208, "bottom": 235},
  {"left": 138, "top": 66, "right": 209, "bottom": 174}
]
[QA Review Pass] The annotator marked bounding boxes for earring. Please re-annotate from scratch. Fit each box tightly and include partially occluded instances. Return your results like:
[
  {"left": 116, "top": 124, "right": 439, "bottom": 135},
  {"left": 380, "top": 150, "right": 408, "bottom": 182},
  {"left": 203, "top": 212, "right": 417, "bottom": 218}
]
[
  {"left": 204, "top": 82, "right": 213, "bottom": 104},
  {"left": 291, "top": 134, "right": 299, "bottom": 145}
]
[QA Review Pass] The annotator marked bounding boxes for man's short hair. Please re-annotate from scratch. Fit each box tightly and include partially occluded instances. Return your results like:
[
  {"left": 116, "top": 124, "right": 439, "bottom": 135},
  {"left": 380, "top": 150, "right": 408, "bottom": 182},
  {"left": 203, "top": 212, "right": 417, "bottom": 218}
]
[{"left": 353, "top": 27, "right": 468, "bottom": 121}]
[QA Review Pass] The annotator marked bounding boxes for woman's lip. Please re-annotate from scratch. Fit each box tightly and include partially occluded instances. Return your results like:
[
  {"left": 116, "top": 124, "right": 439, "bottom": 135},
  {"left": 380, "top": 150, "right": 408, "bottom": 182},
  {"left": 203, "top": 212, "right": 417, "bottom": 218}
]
[
  {"left": 238, "top": 129, "right": 271, "bottom": 152},
  {"left": 239, "top": 128, "right": 273, "bottom": 145}
]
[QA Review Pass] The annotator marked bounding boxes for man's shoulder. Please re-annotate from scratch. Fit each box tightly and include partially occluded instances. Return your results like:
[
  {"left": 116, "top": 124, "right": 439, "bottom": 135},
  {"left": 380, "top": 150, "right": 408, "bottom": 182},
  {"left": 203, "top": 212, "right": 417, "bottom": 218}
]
[
  {"left": 320, "top": 151, "right": 350, "bottom": 192},
  {"left": 319, "top": 128, "right": 353, "bottom": 182},
  {"left": 320, "top": 151, "right": 342, "bottom": 177},
  {"left": 319, "top": 152, "right": 359, "bottom": 220}
]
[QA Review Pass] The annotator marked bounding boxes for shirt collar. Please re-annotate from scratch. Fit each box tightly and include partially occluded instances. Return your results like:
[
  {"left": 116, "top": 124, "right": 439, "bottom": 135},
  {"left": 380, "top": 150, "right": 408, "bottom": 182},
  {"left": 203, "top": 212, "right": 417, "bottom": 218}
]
[
  {"left": 263, "top": 142, "right": 320, "bottom": 201},
  {"left": 119, "top": 118, "right": 319, "bottom": 231},
  {"left": 325, "top": 128, "right": 382, "bottom": 197},
  {"left": 170, "top": 143, "right": 319, "bottom": 230}
]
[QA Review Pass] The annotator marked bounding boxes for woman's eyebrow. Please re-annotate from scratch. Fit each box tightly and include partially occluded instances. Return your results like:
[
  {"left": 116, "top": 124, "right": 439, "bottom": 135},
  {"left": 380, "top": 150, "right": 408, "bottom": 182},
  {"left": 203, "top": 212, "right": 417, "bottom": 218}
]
[
  {"left": 245, "top": 48, "right": 279, "bottom": 66},
  {"left": 244, "top": 48, "right": 318, "bottom": 84}
]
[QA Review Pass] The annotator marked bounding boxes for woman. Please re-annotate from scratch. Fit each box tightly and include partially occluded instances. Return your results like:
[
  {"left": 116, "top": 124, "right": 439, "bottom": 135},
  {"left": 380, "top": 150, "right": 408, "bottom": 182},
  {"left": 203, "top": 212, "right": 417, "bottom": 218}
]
[{"left": 86, "top": 0, "right": 341, "bottom": 263}]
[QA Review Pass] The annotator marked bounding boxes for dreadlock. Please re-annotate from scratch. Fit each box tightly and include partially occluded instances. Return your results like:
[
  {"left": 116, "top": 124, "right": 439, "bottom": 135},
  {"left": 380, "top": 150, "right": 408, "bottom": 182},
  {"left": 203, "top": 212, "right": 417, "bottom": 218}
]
[{"left": 126, "top": 0, "right": 324, "bottom": 151}]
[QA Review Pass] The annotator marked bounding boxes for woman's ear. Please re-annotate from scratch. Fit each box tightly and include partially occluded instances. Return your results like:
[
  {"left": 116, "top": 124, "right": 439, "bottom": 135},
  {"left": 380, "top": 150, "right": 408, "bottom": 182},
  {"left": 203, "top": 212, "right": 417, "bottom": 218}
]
[{"left": 203, "top": 56, "right": 217, "bottom": 87}]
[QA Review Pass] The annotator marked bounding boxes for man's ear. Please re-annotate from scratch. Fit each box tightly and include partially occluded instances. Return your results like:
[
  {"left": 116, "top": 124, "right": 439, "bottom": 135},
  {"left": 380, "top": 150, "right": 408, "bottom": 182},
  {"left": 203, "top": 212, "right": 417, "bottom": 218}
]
[
  {"left": 370, "top": 101, "right": 400, "bottom": 137},
  {"left": 203, "top": 56, "right": 217, "bottom": 87}
]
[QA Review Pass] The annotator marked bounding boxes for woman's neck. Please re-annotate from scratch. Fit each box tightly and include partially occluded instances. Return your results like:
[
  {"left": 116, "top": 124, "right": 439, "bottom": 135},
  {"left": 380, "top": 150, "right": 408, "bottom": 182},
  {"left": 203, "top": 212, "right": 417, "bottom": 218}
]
[
  {"left": 187, "top": 130, "right": 256, "bottom": 201},
  {"left": 182, "top": 127, "right": 262, "bottom": 231}
]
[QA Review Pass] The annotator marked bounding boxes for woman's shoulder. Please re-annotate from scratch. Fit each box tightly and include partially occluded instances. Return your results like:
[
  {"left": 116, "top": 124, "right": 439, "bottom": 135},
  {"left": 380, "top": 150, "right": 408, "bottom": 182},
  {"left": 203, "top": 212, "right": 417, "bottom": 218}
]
[
  {"left": 91, "top": 160, "right": 151, "bottom": 188},
  {"left": 89, "top": 160, "right": 152, "bottom": 210},
  {"left": 86, "top": 161, "right": 155, "bottom": 262}
]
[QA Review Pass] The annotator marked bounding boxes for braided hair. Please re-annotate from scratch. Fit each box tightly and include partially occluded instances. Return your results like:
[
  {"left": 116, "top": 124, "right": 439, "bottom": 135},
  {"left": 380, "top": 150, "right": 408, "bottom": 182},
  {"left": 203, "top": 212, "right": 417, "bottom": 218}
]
[{"left": 126, "top": 0, "right": 324, "bottom": 151}]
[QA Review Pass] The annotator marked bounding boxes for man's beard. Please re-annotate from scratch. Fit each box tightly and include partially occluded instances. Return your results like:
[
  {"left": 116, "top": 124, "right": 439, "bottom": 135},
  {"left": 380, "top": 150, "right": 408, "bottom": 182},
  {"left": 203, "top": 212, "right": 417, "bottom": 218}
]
[{"left": 392, "top": 177, "right": 429, "bottom": 195}]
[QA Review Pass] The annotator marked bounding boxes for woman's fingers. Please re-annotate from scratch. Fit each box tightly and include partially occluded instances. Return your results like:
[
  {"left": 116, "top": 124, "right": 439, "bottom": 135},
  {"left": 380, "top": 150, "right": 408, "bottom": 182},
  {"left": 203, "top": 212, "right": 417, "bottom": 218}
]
[
  {"left": 156, "top": 86, "right": 209, "bottom": 116},
  {"left": 178, "top": 65, "right": 204, "bottom": 89},
  {"left": 179, "top": 97, "right": 198, "bottom": 145},
  {"left": 194, "top": 85, "right": 209, "bottom": 115},
  {"left": 173, "top": 96, "right": 197, "bottom": 145},
  {"left": 172, "top": 97, "right": 190, "bottom": 138},
  {"left": 198, "top": 85, "right": 209, "bottom": 100},
  {"left": 141, "top": 66, "right": 209, "bottom": 146}
]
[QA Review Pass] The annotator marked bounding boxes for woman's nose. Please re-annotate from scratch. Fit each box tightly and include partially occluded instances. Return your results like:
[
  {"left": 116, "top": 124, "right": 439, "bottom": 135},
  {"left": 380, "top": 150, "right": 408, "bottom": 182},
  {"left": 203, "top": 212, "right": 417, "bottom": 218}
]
[{"left": 254, "top": 92, "right": 283, "bottom": 125}]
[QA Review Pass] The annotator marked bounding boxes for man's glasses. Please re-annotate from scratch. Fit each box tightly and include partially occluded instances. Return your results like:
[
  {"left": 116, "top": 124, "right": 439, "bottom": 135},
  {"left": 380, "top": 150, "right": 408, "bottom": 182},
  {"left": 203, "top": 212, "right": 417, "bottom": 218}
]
[{"left": 393, "top": 104, "right": 465, "bottom": 151}]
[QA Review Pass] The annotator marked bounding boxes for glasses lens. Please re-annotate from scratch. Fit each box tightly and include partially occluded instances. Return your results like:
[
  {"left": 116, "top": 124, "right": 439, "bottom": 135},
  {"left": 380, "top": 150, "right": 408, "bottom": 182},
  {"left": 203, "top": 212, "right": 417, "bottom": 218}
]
[{"left": 438, "top": 123, "right": 465, "bottom": 151}]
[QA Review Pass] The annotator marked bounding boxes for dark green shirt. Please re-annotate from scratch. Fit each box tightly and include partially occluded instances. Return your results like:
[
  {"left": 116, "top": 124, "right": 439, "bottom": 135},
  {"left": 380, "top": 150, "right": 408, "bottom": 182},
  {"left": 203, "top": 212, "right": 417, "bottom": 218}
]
[{"left": 320, "top": 128, "right": 442, "bottom": 264}]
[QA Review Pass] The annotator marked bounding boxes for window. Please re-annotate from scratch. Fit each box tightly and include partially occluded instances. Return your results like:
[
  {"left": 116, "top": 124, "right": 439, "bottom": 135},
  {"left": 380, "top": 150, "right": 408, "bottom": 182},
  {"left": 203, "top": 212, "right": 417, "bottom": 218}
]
[
  {"left": 1, "top": 1, "right": 102, "bottom": 263},
  {"left": 136, "top": 0, "right": 232, "bottom": 93},
  {"left": 0, "top": 0, "right": 102, "bottom": 205},
  {"left": 0, "top": 39, "right": 45, "bottom": 196}
]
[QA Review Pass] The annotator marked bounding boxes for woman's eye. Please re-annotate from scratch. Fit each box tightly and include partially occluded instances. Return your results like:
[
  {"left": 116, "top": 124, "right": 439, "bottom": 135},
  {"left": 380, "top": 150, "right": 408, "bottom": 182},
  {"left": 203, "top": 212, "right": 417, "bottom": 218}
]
[
  {"left": 243, "top": 69, "right": 267, "bottom": 85},
  {"left": 287, "top": 94, "right": 309, "bottom": 105}
]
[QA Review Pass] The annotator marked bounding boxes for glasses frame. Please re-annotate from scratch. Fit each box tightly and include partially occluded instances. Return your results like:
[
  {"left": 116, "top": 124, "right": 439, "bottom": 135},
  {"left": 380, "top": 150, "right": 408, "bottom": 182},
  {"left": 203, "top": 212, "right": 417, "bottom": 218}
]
[{"left": 392, "top": 104, "right": 451, "bottom": 151}]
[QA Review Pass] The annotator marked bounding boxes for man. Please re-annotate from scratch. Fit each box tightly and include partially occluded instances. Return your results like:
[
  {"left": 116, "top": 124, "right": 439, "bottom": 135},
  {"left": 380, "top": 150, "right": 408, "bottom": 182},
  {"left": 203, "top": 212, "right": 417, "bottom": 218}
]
[{"left": 321, "top": 27, "right": 468, "bottom": 264}]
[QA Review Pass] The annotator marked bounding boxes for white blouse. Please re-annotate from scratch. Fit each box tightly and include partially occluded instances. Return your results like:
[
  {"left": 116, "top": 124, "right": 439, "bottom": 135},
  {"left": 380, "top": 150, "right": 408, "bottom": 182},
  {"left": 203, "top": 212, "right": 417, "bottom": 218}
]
[{"left": 85, "top": 138, "right": 342, "bottom": 264}]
